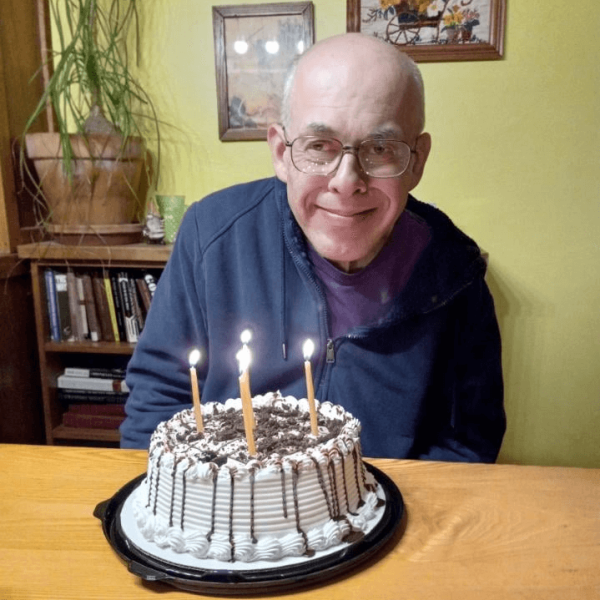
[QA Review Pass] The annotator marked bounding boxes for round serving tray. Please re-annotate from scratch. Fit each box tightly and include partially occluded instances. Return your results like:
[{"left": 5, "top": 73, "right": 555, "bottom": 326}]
[{"left": 94, "top": 462, "right": 405, "bottom": 595}]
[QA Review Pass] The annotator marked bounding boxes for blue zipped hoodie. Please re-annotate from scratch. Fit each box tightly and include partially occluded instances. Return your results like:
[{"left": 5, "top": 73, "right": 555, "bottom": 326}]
[{"left": 121, "top": 177, "right": 505, "bottom": 461}]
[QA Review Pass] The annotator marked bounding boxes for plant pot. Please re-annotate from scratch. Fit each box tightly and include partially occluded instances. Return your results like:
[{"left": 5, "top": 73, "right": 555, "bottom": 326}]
[{"left": 25, "top": 132, "right": 147, "bottom": 245}]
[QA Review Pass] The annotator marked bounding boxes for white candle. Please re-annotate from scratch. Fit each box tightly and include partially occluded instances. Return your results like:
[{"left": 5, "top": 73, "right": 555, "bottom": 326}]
[
  {"left": 236, "top": 338, "right": 256, "bottom": 455},
  {"left": 303, "top": 339, "right": 318, "bottom": 436},
  {"left": 188, "top": 349, "right": 203, "bottom": 432}
]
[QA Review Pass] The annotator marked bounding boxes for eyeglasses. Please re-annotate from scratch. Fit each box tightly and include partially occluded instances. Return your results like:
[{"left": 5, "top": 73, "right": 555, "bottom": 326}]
[{"left": 284, "top": 135, "right": 416, "bottom": 178}]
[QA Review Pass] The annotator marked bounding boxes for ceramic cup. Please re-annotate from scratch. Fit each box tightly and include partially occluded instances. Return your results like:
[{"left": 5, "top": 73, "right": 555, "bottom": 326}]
[{"left": 155, "top": 194, "right": 186, "bottom": 244}]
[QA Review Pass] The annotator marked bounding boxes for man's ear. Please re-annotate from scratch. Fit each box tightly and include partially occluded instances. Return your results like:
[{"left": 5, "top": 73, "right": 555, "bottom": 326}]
[
  {"left": 408, "top": 132, "right": 431, "bottom": 191},
  {"left": 267, "top": 123, "right": 289, "bottom": 183}
]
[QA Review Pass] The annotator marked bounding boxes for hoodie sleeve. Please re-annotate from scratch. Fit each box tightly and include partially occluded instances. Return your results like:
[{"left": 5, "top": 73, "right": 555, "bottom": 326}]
[
  {"left": 420, "top": 275, "right": 506, "bottom": 463},
  {"left": 120, "top": 205, "right": 208, "bottom": 449}
]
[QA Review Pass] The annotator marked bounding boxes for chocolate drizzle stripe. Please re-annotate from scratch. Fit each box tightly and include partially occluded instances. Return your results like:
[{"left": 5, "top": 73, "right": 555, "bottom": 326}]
[
  {"left": 280, "top": 468, "right": 288, "bottom": 518},
  {"left": 228, "top": 470, "right": 235, "bottom": 562},
  {"left": 352, "top": 446, "right": 365, "bottom": 508},
  {"left": 152, "top": 454, "right": 162, "bottom": 515},
  {"left": 340, "top": 452, "right": 357, "bottom": 516},
  {"left": 208, "top": 471, "right": 218, "bottom": 542},
  {"left": 310, "top": 455, "right": 333, "bottom": 519},
  {"left": 168, "top": 460, "right": 178, "bottom": 527},
  {"left": 327, "top": 458, "right": 341, "bottom": 518},
  {"left": 180, "top": 465, "right": 189, "bottom": 530},
  {"left": 291, "top": 463, "right": 310, "bottom": 555},
  {"left": 250, "top": 469, "right": 257, "bottom": 543}
]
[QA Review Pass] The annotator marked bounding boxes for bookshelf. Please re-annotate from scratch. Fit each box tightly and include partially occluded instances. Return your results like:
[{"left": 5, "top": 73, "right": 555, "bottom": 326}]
[{"left": 17, "top": 242, "right": 171, "bottom": 445}]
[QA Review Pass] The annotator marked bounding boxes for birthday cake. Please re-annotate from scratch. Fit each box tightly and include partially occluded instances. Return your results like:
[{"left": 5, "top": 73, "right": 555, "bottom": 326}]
[{"left": 128, "top": 391, "right": 384, "bottom": 564}]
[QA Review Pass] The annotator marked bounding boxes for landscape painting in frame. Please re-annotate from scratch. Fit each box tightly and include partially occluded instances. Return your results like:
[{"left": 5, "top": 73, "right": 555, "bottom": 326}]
[
  {"left": 213, "top": 3, "right": 315, "bottom": 141},
  {"left": 347, "top": 0, "right": 506, "bottom": 62}
]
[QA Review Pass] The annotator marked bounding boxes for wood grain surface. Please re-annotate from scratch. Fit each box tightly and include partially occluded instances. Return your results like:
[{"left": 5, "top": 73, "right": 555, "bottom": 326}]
[{"left": 1, "top": 444, "right": 598, "bottom": 599}]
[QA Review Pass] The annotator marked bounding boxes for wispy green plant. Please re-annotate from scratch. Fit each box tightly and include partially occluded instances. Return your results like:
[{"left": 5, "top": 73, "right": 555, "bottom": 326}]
[{"left": 21, "top": 0, "right": 160, "bottom": 183}]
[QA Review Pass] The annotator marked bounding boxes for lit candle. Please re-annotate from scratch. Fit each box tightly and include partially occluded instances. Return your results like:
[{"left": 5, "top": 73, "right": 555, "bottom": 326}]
[
  {"left": 236, "top": 334, "right": 256, "bottom": 455},
  {"left": 188, "top": 348, "right": 203, "bottom": 432},
  {"left": 303, "top": 339, "right": 319, "bottom": 436}
]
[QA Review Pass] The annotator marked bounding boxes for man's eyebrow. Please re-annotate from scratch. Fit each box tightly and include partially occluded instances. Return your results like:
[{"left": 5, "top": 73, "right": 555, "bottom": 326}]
[
  {"left": 303, "top": 123, "right": 336, "bottom": 135},
  {"left": 369, "top": 127, "right": 403, "bottom": 139}
]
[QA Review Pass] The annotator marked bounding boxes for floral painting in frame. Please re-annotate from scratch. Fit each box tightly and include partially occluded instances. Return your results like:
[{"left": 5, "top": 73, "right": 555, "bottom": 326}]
[{"left": 347, "top": 0, "right": 506, "bottom": 62}]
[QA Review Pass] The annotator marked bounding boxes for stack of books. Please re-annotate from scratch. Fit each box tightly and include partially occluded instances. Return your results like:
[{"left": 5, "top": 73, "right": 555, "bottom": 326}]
[
  {"left": 43, "top": 268, "right": 159, "bottom": 344},
  {"left": 58, "top": 367, "right": 128, "bottom": 430}
]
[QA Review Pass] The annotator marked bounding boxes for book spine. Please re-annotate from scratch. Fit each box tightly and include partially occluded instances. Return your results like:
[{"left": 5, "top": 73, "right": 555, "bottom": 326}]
[
  {"left": 67, "top": 403, "right": 126, "bottom": 416},
  {"left": 75, "top": 274, "right": 89, "bottom": 340},
  {"left": 104, "top": 273, "right": 121, "bottom": 342},
  {"left": 129, "top": 277, "right": 145, "bottom": 332},
  {"left": 92, "top": 272, "right": 115, "bottom": 342},
  {"left": 135, "top": 277, "right": 153, "bottom": 316},
  {"left": 110, "top": 273, "right": 127, "bottom": 342},
  {"left": 118, "top": 271, "right": 139, "bottom": 343},
  {"left": 44, "top": 269, "right": 61, "bottom": 342},
  {"left": 57, "top": 375, "right": 129, "bottom": 392},
  {"left": 63, "top": 367, "right": 126, "bottom": 379},
  {"left": 81, "top": 272, "right": 100, "bottom": 342},
  {"left": 66, "top": 270, "right": 82, "bottom": 341},
  {"left": 57, "top": 389, "right": 128, "bottom": 404},
  {"left": 62, "top": 411, "right": 125, "bottom": 430},
  {"left": 54, "top": 271, "right": 74, "bottom": 341}
]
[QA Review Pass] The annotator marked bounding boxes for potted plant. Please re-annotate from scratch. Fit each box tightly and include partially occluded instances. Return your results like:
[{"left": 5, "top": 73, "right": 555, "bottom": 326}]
[{"left": 21, "top": 0, "right": 159, "bottom": 245}]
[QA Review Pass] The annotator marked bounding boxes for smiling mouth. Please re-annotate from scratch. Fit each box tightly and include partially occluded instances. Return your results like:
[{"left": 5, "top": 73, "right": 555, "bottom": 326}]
[{"left": 319, "top": 206, "right": 376, "bottom": 219}]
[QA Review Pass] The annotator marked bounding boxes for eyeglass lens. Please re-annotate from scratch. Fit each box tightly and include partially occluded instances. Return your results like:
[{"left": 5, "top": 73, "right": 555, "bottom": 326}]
[{"left": 291, "top": 137, "right": 411, "bottom": 177}]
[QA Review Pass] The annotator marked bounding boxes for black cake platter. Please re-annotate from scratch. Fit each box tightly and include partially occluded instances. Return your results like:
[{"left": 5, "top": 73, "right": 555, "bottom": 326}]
[{"left": 94, "top": 463, "right": 405, "bottom": 595}]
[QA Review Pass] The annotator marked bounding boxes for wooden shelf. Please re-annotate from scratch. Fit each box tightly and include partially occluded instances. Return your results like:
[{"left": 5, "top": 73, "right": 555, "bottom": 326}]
[
  {"left": 45, "top": 341, "right": 136, "bottom": 355},
  {"left": 17, "top": 241, "right": 171, "bottom": 265},
  {"left": 52, "top": 424, "right": 121, "bottom": 442}
]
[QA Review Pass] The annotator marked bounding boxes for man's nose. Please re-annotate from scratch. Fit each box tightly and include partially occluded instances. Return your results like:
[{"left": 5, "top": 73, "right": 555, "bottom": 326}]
[{"left": 327, "top": 150, "right": 368, "bottom": 196}]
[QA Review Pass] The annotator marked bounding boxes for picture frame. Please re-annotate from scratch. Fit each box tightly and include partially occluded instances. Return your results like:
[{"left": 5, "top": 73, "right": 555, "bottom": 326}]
[
  {"left": 212, "top": 3, "right": 315, "bottom": 141},
  {"left": 346, "top": 0, "right": 506, "bottom": 62}
]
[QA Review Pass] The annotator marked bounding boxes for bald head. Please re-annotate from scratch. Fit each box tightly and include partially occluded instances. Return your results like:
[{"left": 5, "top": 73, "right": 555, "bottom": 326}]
[{"left": 281, "top": 34, "right": 425, "bottom": 138}]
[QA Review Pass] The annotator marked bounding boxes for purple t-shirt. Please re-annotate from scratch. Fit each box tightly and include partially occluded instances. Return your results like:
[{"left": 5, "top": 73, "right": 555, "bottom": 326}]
[{"left": 308, "top": 210, "right": 431, "bottom": 338}]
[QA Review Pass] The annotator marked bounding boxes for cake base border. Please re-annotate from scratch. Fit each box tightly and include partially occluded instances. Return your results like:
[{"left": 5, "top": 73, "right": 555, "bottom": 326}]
[{"left": 94, "top": 462, "right": 405, "bottom": 596}]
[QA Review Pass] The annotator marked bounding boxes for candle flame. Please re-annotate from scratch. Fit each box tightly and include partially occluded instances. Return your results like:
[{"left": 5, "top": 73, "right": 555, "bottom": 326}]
[
  {"left": 240, "top": 329, "right": 252, "bottom": 344},
  {"left": 303, "top": 339, "right": 315, "bottom": 360},
  {"left": 188, "top": 348, "right": 201, "bottom": 366},
  {"left": 236, "top": 345, "right": 252, "bottom": 374}
]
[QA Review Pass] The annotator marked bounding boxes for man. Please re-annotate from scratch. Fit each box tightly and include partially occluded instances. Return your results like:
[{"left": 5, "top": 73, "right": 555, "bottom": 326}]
[{"left": 121, "top": 33, "right": 505, "bottom": 462}]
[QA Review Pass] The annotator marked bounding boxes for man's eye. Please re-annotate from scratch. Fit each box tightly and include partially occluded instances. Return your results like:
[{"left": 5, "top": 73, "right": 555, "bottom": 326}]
[{"left": 306, "top": 140, "right": 337, "bottom": 153}]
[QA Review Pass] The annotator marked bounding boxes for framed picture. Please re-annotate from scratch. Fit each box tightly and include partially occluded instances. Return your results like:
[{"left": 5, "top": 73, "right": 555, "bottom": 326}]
[
  {"left": 213, "top": 3, "right": 315, "bottom": 141},
  {"left": 347, "top": 0, "right": 506, "bottom": 62}
]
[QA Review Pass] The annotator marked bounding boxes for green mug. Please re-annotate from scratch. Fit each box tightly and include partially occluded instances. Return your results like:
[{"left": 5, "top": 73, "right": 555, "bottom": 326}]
[{"left": 155, "top": 194, "right": 186, "bottom": 243}]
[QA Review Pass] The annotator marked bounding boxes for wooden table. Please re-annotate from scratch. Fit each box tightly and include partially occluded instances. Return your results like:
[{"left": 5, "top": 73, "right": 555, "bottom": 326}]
[{"left": 1, "top": 444, "right": 598, "bottom": 599}]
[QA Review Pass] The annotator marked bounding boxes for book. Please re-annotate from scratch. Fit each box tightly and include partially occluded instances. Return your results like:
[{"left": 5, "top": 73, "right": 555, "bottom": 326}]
[
  {"left": 54, "top": 271, "right": 74, "bottom": 341},
  {"left": 62, "top": 367, "right": 126, "bottom": 379},
  {"left": 57, "top": 374, "right": 129, "bottom": 393},
  {"left": 67, "top": 403, "right": 126, "bottom": 416},
  {"left": 66, "top": 270, "right": 82, "bottom": 341},
  {"left": 110, "top": 273, "right": 127, "bottom": 342},
  {"left": 44, "top": 269, "right": 61, "bottom": 342},
  {"left": 57, "top": 388, "right": 128, "bottom": 404},
  {"left": 103, "top": 272, "right": 120, "bottom": 342},
  {"left": 62, "top": 410, "right": 124, "bottom": 430},
  {"left": 135, "top": 276, "right": 153, "bottom": 317},
  {"left": 118, "top": 271, "right": 139, "bottom": 343},
  {"left": 75, "top": 273, "right": 90, "bottom": 340},
  {"left": 129, "top": 277, "right": 145, "bottom": 332},
  {"left": 92, "top": 271, "right": 115, "bottom": 342},
  {"left": 81, "top": 272, "right": 100, "bottom": 341}
]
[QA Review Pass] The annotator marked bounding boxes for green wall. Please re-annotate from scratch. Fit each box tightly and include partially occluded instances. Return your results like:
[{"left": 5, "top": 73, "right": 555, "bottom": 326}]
[{"left": 131, "top": 0, "right": 600, "bottom": 467}]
